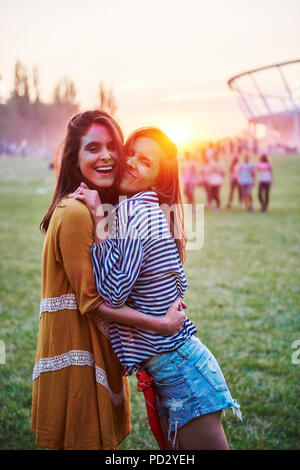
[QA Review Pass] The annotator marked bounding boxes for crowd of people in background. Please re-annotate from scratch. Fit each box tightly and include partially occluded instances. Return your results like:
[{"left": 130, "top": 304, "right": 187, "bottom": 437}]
[
  {"left": 181, "top": 144, "right": 274, "bottom": 213},
  {"left": 0, "top": 138, "right": 52, "bottom": 159}
]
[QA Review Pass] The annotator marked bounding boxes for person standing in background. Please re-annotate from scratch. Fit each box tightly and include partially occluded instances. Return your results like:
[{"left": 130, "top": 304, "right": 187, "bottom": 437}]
[
  {"left": 256, "top": 154, "right": 273, "bottom": 212},
  {"left": 238, "top": 155, "right": 255, "bottom": 211},
  {"left": 182, "top": 152, "right": 197, "bottom": 213},
  {"left": 207, "top": 153, "right": 225, "bottom": 212},
  {"left": 227, "top": 155, "right": 242, "bottom": 209},
  {"left": 198, "top": 152, "right": 211, "bottom": 209}
]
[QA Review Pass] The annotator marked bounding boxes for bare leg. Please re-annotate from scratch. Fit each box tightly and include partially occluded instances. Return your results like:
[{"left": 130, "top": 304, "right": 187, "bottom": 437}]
[
  {"left": 258, "top": 183, "right": 264, "bottom": 210},
  {"left": 238, "top": 183, "right": 243, "bottom": 203},
  {"left": 245, "top": 194, "right": 250, "bottom": 209},
  {"left": 227, "top": 182, "right": 234, "bottom": 207},
  {"left": 177, "top": 411, "right": 229, "bottom": 450},
  {"left": 159, "top": 415, "right": 172, "bottom": 450}
]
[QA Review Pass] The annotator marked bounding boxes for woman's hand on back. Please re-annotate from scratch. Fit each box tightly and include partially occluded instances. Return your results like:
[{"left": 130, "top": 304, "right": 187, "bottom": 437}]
[{"left": 154, "top": 297, "right": 187, "bottom": 336}]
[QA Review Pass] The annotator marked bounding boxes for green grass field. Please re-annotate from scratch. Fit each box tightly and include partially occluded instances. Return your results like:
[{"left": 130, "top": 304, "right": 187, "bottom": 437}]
[{"left": 0, "top": 153, "right": 299, "bottom": 450}]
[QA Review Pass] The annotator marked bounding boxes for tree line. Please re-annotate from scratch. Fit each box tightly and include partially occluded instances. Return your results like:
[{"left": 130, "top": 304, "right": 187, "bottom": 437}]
[{"left": 0, "top": 60, "right": 117, "bottom": 155}]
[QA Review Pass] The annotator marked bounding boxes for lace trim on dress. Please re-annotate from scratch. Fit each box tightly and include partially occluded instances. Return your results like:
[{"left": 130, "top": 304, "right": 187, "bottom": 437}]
[
  {"left": 32, "top": 350, "right": 125, "bottom": 406},
  {"left": 39, "top": 294, "right": 78, "bottom": 317},
  {"left": 39, "top": 296, "right": 110, "bottom": 340},
  {"left": 95, "top": 365, "right": 125, "bottom": 406},
  {"left": 88, "top": 313, "right": 110, "bottom": 340}
]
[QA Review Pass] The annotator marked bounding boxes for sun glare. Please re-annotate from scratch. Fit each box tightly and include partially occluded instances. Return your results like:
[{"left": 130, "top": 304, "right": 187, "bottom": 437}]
[{"left": 163, "top": 124, "right": 190, "bottom": 146}]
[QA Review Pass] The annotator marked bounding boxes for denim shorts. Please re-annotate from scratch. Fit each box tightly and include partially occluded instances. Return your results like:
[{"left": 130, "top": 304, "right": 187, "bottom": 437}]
[{"left": 142, "top": 335, "right": 241, "bottom": 440}]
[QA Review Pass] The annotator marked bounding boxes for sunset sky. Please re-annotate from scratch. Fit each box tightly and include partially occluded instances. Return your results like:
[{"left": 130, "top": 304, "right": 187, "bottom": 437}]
[{"left": 1, "top": 0, "right": 300, "bottom": 144}]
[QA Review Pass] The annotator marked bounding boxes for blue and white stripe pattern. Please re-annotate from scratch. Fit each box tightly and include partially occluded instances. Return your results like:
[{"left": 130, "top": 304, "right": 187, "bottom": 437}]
[{"left": 91, "top": 190, "right": 197, "bottom": 375}]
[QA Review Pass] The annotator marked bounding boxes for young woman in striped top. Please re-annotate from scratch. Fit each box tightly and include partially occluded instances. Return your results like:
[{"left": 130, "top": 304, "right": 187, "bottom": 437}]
[{"left": 72, "top": 127, "right": 241, "bottom": 450}]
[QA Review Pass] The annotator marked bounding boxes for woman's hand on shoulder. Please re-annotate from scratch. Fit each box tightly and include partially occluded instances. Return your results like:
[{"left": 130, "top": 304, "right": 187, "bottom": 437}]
[
  {"left": 69, "top": 183, "right": 109, "bottom": 242},
  {"left": 69, "top": 182, "right": 104, "bottom": 220},
  {"left": 155, "top": 297, "right": 187, "bottom": 336}
]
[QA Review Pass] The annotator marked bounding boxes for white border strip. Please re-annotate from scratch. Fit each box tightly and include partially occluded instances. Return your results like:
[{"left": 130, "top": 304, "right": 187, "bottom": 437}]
[
  {"left": 39, "top": 297, "right": 111, "bottom": 341},
  {"left": 40, "top": 294, "right": 78, "bottom": 317}
]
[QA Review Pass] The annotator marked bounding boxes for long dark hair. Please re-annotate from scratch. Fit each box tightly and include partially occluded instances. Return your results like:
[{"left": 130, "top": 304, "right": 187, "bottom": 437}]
[
  {"left": 40, "top": 110, "right": 124, "bottom": 233},
  {"left": 124, "top": 127, "right": 187, "bottom": 263}
]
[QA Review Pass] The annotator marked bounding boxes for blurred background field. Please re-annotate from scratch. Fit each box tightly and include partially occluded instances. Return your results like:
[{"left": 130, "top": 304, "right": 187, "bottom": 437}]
[{"left": 0, "top": 153, "right": 299, "bottom": 450}]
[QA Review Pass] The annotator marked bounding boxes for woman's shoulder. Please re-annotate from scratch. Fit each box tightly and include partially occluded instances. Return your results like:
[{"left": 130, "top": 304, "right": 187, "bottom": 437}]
[
  {"left": 52, "top": 197, "right": 93, "bottom": 226},
  {"left": 116, "top": 192, "right": 160, "bottom": 231},
  {"left": 117, "top": 191, "right": 158, "bottom": 213},
  {"left": 116, "top": 198, "right": 145, "bottom": 226}
]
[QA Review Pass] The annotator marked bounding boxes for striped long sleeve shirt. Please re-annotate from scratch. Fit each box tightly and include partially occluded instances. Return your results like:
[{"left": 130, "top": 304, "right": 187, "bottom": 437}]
[{"left": 91, "top": 190, "right": 197, "bottom": 375}]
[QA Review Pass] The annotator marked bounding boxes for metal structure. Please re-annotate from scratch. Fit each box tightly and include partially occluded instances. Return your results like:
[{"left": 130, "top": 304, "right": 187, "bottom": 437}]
[{"left": 228, "top": 59, "right": 300, "bottom": 151}]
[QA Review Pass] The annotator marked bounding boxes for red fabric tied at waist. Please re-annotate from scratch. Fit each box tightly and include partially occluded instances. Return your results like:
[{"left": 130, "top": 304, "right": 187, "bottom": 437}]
[{"left": 136, "top": 368, "right": 168, "bottom": 450}]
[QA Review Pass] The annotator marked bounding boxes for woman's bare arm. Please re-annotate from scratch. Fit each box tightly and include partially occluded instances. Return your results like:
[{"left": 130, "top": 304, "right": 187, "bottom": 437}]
[{"left": 95, "top": 297, "right": 186, "bottom": 336}]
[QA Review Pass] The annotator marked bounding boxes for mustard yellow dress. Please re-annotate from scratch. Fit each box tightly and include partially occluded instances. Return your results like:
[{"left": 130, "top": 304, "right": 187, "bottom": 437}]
[{"left": 31, "top": 197, "right": 131, "bottom": 449}]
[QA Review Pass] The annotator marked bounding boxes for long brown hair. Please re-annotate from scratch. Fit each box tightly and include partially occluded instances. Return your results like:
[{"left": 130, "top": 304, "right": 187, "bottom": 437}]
[
  {"left": 124, "top": 127, "right": 187, "bottom": 263},
  {"left": 40, "top": 110, "right": 124, "bottom": 233}
]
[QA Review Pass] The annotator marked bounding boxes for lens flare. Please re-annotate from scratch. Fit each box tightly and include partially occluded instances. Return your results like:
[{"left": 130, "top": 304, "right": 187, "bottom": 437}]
[{"left": 163, "top": 124, "right": 190, "bottom": 146}]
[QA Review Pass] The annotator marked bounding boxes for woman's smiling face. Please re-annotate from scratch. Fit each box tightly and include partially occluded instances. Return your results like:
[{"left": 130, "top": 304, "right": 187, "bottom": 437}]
[
  {"left": 78, "top": 123, "right": 119, "bottom": 188},
  {"left": 119, "top": 137, "right": 162, "bottom": 195}
]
